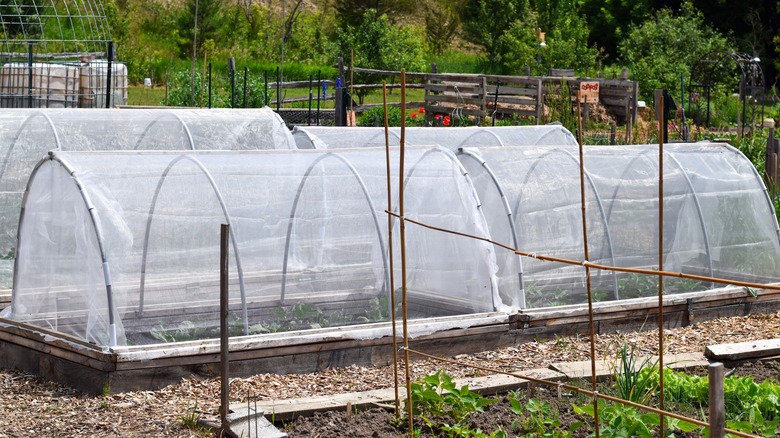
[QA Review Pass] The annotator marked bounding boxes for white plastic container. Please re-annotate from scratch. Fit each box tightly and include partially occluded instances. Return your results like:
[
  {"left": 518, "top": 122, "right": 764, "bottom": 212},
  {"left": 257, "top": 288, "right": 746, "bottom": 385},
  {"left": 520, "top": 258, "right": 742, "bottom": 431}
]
[
  {"left": 78, "top": 60, "right": 128, "bottom": 108},
  {"left": 0, "top": 62, "right": 80, "bottom": 108}
]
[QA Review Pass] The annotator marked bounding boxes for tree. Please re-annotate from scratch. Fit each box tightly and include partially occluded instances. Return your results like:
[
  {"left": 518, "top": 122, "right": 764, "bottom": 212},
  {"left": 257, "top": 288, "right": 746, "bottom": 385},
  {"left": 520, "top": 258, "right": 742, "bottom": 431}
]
[
  {"left": 0, "top": 0, "right": 43, "bottom": 40},
  {"left": 459, "top": 0, "right": 530, "bottom": 63},
  {"left": 618, "top": 1, "right": 734, "bottom": 101},
  {"left": 175, "top": 0, "right": 224, "bottom": 58},
  {"left": 335, "top": 9, "right": 425, "bottom": 103},
  {"left": 496, "top": 6, "right": 598, "bottom": 76},
  {"left": 578, "top": 0, "right": 654, "bottom": 63},
  {"left": 423, "top": 0, "right": 460, "bottom": 55},
  {"left": 333, "top": 0, "right": 415, "bottom": 28}
]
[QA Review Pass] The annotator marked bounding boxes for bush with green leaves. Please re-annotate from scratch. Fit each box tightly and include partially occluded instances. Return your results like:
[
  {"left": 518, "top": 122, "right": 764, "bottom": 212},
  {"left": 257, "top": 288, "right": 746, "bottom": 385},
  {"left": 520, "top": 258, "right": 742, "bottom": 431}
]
[
  {"left": 163, "top": 69, "right": 206, "bottom": 107},
  {"left": 618, "top": 1, "right": 734, "bottom": 102},
  {"left": 334, "top": 10, "right": 426, "bottom": 104},
  {"left": 497, "top": 6, "right": 598, "bottom": 76}
]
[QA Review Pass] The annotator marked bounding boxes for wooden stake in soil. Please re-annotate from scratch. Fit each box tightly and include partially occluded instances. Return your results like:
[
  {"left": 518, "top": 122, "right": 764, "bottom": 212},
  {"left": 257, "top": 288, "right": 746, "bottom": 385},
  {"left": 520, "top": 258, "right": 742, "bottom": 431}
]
[
  {"left": 220, "top": 224, "right": 231, "bottom": 433},
  {"left": 398, "top": 69, "right": 414, "bottom": 436},
  {"left": 708, "top": 362, "right": 725, "bottom": 438},
  {"left": 382, "top": 81, "right": 401, "bottom": 416},
  {"left": 655, "top": 88, "right": 666, "bottom": 434},
  {"left": 577, "top": 92, "right": 599, "bottom": 438}
]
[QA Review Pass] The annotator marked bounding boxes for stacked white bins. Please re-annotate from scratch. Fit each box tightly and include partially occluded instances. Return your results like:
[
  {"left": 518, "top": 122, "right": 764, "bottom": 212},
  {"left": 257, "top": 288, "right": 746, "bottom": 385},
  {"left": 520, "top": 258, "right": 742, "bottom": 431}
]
[
  {"left": 0, "top": 62, "right": 80, "bottom": 108},
  {"left": 79, "top": 60, "right": 128, "bottom": 108}
]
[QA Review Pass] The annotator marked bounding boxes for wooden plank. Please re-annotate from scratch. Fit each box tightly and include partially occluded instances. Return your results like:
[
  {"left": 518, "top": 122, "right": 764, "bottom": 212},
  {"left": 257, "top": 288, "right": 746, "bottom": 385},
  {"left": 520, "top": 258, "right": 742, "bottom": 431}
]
[
  {"left": 425, "top": 95, "right": 484, "bottom": 106},
  {"left": 487, "top": 85, "right": 540, "bottom": 96},
  {"left": 489, "top": 95, "right": 537, "bottom": 105},
  {"left": 705, "top": 338, "right": 780, "bottom": 361},
  {"left": 426, "top": 73, "right": 483, "bottom": 82},
  {"left": 254, "top": 367, "right": 565, "bottom": 421},
  {"left": 491, "top": 109, "right": 537, "bottom": 118},
  {"left": 551, "top": 352, "right": 707, "bottom": 379}
]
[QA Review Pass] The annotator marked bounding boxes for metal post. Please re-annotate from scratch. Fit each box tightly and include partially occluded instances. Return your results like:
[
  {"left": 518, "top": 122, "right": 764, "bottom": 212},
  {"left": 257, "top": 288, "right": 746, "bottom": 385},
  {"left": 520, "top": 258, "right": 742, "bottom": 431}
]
[
  {"left": 335, "top": 57, "right": 344, "bottom": 126},
  {"left": 264, "top": 70, "right": 268, "bottom": 106},
  {"left": 708, "top": 363, "right": 725, "bottom": 438},
  {"left": 190, "top": 0, "right": 198, "bottom": 107},
  {"left": 492, "top": 80, "right": 500, "bottom": 126},
  {"left": 208, "top": 62, "right": 212, "bottom": 109},
  {"left": 105, "top": 42, "right": 113, "bottom": 109},
  {"left": 229, "top": 57, "right": 235, "bottom": 108},
  {"left": 27, "top": 42, "right": 33, "bottom": 108},
  {"left": 316, "top": 70, "right": 321, "bottom": 126},
  {"left": 220, "top": 224, "right": 231, "bottom": 433},
  {"left": 307, "top": 73, "right": 313, "bottom": 125},
  {"left": 275, "top": 66, "right": 281, "bottom": 112},
  {"left": 680, "top": 73, "right": 687, "bottom": 141},
  {"left": 610, "top": 122, "right": 616, "bottom": 145},
  {"left": 243, "top": 66, "right": 248, "bottom": 108}
]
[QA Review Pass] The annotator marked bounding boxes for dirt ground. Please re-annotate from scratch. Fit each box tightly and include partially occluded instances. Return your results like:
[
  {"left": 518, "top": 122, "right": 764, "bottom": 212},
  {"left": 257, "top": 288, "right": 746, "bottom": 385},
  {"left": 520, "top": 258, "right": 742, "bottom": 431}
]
[
  {"left": 282, "top": 360, "right": 780, "bottom": 437},
  {"left": 0, "top": 311, "right": 778, "bottom": 437}
]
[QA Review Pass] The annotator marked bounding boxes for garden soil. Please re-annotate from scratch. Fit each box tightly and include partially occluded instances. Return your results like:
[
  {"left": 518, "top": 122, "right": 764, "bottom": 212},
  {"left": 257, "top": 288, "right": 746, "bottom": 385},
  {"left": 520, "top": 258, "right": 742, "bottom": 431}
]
[
  {"left": 0, "top": 312, "right": 778, "bottom": 437},
  {"left": 281, "top": 360, "right": 780, "bottom": 437}
]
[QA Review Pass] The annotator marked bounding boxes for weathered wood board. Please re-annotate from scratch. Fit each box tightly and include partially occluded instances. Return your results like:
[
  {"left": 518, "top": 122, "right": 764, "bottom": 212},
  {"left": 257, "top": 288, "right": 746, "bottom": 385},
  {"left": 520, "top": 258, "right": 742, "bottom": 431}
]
[{"left": 705, "top": 339, "right": 780, "bottom": 361}]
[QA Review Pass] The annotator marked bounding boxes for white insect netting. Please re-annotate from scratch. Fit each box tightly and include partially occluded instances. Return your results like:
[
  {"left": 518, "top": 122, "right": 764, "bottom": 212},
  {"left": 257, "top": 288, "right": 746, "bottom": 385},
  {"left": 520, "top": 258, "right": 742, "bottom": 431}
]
[
  {"left": 291, "top": 125, "right": 578, "bottom": 149},
  {"left": 6, "top": 148, "right": 499, "bottom": 347},
  {"left": 2, "top": 121, "right": 779, "bottom": 349},
  {"left": 0, "top": 108, "right": 294, "bottom": 287}
]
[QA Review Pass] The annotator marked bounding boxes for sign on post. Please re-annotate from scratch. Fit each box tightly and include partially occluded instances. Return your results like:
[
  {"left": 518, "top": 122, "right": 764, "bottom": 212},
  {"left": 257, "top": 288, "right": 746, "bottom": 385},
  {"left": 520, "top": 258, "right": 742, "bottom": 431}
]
[{"left": 579, "top": 81, "right": 600, "bottom": 103}]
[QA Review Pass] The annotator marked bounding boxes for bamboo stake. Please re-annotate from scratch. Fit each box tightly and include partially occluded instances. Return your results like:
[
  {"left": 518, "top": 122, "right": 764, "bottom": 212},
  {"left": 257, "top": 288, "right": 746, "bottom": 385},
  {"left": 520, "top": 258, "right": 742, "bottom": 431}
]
[
  {"left": 657, "top": 90, "right": 666, "bottom": 435},
  {"left": 577, "top": 92, "right": 599, "bottom": 438},
  {"left": 399, "top": 69, "right": 413, "bottom": 436},
  {"left": 382, "top": 81, "right": 400, "bottom": 417},
  {"left": 386, "top": 211, "right": 780, "bottom": 292}
]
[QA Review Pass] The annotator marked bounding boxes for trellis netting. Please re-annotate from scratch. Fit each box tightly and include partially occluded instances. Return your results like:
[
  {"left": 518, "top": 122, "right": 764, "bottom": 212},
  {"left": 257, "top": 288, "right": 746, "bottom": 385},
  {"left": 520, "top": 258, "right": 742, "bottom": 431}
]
[
  {"left": 5, "top": 148, "right": 498, "bottom": 347},
  {"left": 3, "top": 140, "right": 779, "bottom": 349},
  {"left": 0, "top": 108, "right": 294, "bottom": 287},
  {"left": 291, "top": 125, "right": 578, "bottom": 149}
]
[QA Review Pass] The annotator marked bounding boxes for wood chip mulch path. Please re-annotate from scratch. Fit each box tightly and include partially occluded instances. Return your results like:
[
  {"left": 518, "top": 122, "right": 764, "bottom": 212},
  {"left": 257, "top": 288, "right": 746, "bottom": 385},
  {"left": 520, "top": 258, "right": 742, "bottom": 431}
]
[{"left": 0, "top": 311, "right": 778, "bottom": 437}]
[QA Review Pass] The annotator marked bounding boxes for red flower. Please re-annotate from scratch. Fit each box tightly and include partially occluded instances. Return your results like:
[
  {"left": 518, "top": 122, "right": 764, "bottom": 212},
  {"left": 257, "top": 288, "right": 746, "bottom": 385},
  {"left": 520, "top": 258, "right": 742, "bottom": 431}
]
[
  {"left": 411, "top": 112, "right": 418, "bottom": 118},
  {"left": 443, "top": 115, "right": 451, "bottom": 126},
  {"left": 419, "top": 107, "right": 426, "bottom": 114},
  {"left": 435, "top": 114, "right": 442, "bottom": 120}
]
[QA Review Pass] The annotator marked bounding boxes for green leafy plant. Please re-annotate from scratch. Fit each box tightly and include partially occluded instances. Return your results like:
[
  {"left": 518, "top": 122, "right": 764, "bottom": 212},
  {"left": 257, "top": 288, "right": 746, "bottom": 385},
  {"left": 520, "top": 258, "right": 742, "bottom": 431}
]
[
  {"left": 612, "top": 339, "right": 658, "bottom": 404},
  {"left": 409, "top": 369, "right": 496, "bottom": 432},
  {"left": 508, "top": 393, "right": 573, "bottom": 437},
  {"left": 179, "top": 402, "right": 209, "bottom": 434},
  {"left": 575, "top": 400, "right": 658, "bottom": 438},
  {"left": 150, "top": 320, "right": 207, "bottom": 343},
  {"left": 617, "top": 273, "right": 658, "bottom": 299},
  {"left": 650, "top": 366, "right": 780, "bottom": 436}
]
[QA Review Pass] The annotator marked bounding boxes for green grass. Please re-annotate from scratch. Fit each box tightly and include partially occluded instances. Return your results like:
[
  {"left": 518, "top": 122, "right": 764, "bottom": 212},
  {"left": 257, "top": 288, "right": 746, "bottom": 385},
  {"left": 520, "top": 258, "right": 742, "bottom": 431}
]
[
  {"left": 427, "top": 50, "right": 488, "bottom": 74},
  {"left": 128, "top": 86, "right": 167, "bottom": 107}
]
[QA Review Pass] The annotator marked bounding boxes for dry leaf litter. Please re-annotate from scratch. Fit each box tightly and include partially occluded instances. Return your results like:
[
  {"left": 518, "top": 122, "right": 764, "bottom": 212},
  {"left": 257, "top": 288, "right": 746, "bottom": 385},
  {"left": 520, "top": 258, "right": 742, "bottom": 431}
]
[{"left": 0, "top": 311, "right": 778, "bottom": 437}]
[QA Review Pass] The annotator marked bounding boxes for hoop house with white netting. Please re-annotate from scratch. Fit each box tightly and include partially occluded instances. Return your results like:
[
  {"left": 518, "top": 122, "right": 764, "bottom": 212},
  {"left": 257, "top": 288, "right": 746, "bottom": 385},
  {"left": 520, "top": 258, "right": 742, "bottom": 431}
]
[
  {"left": 291, "top": 125, "right": 578, "bottom": 149},
  {"left": 6, "top": 148, "right": 497, "bottom": 347},
  {"left": 3, "top": 141, "right": 780, "bottom": 349},
  {"left": 0, "top": 108, "right": 294, "bottom": 287},
  {"left": 0, "top": 0, "right": 126, "bottom": 108}
]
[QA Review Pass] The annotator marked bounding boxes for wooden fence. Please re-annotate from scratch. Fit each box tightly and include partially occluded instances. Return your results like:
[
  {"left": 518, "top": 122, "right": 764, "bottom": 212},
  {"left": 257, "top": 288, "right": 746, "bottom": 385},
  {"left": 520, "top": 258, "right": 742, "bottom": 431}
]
[{"left": 347, "top": 67, "right": 639, "bottom": 128}]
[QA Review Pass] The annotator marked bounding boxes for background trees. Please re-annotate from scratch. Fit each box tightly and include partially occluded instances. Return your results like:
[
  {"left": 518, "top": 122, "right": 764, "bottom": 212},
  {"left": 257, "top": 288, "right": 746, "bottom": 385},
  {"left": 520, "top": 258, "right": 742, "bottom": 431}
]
[
  {"left": 104, "top": 0, "right": 777, "bottom": 99},
  {"left": 618, "top": 2, "right": 734, "bottom": 100}
]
